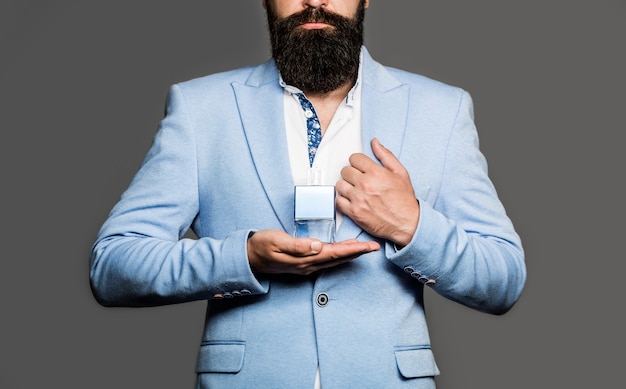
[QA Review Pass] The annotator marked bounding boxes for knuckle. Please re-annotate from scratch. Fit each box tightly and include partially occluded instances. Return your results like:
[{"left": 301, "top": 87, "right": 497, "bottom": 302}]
[
  {"left": 359, "top": 180, "right": 376, "bottom": 193},
  {"left": 350, "top": 203, "right": 370, "bottom": 221}
]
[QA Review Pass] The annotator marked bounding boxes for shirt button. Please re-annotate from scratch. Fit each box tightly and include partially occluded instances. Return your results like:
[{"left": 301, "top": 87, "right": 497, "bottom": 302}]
[
  {"left": 316, "top": 293, "right": 329, "bottom": 307},
  {"left": 403, "top": 266, "right": 414, "bottom": 274},
  {"left": 240, "top": 289, "right": 251, "bottom": 296},
  {"left": 410, "top": 272, "right": 422, "bottom": 279},
  {"left": 213, "top": 293, "right": 224, "bottom": 299},
  {"left": 232, "top": 291, "right": 242, "bottom": 297},
  {"left": 223, "top": 292, "right": 233, "bottom": 298}
]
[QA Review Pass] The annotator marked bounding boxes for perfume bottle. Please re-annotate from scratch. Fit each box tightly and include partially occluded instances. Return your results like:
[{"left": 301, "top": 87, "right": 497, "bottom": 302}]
[{"left": 294, "top": 184, "right": 336, "bottom": 243}]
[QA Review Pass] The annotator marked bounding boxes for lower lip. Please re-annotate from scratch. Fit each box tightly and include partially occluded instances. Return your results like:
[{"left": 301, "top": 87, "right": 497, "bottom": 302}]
[{"left": 301, "top": 22, "right": 330, "bottom": 29}]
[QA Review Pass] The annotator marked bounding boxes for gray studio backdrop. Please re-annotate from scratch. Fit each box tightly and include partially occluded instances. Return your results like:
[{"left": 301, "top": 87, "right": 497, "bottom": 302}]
[{"left": 1, "top": 1, "right": 624, "bottom": 388}]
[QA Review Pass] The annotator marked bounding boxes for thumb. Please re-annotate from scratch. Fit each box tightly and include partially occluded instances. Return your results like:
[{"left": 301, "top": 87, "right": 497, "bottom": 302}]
[
  {"left": 371, "top": 138, "right": 405, "bottom": 173},
  {"left": 291, "top": 238, "right": 323, "bottom": 256}
]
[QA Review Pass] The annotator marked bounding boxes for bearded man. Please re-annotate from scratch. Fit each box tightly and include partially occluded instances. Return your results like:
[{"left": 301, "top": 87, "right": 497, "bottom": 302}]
[{"left": 90, "top": 1, "right": 526, "bottom": 388}]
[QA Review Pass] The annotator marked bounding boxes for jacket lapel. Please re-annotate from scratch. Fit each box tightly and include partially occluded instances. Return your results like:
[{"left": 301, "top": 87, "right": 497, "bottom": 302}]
[
  {"left": 360, "top": 49, "right": 410, "bottom": 162},
  {"left": 336, "top": 49, "right": 411, "bottom": 242},
  {"left": 232, "top": 61, "right": 295, "bottom": 233}
]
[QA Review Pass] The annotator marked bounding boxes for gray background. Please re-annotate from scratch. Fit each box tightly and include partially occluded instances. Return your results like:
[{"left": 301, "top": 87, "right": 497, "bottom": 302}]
[{"left": 1, "top": 1, "right": 624, "bottom": 388}]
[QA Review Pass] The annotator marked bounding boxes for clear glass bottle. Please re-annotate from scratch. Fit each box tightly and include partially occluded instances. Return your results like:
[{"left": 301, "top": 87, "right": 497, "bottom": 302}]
[{"left": 294, "top": 184, "right": 336, "bottom": 243}]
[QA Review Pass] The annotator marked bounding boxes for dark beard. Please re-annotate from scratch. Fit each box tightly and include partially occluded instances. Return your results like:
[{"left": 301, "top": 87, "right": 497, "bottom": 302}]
[{"left": 266, "top": 3, "right": 366, "bottom": 94}]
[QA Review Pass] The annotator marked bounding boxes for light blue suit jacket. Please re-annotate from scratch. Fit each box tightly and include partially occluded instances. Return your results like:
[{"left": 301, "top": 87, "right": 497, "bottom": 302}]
[{"left": 90, "top": 48, "right": 525, "bottom": 388}]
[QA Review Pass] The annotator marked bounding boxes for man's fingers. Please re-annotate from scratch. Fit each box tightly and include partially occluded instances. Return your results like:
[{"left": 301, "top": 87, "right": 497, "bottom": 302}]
[
  {"left": 327, "top": 240, "right": 381, "bottom": 256},
  {"left": 371, "top": 138, "right": 406, "bottom": 174},
  {"left": 306, "top": 240, "right": 381, "bottom": 264},
  {"left": 347, "top": 152, "right": 378, "bottom": 174},
  {"left": 344, "top": 138, "right": 406, "bottom": 177}
]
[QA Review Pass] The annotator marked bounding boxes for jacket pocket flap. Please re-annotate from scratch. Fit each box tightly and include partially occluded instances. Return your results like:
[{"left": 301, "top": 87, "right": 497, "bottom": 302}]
[
  {"left": 394, "top": 348, "right": 440, "bottom": 378},
  {"left": 196, "top": 341, "right": 245, "bottom": 373}
]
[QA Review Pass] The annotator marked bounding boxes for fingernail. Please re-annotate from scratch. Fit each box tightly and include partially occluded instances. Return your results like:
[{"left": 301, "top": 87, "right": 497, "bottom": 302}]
[{"left": 311, "top": 241, "right": 323, "bottom": 252}]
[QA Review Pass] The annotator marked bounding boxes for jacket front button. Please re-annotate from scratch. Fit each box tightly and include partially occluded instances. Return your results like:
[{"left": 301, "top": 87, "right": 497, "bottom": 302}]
[{"left": 316, "top": 293, "right": 329, "bottom": 307}]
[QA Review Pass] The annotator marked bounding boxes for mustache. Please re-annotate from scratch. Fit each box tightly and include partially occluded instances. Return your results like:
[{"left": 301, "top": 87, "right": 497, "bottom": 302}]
[{"left": 278, "top": 7, "right": 354, "bottom": 32}]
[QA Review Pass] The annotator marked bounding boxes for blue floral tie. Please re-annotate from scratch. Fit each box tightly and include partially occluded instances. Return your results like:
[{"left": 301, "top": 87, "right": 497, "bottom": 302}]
[{"left": 295, "top": 93, "right": 322, "bottom": 168}]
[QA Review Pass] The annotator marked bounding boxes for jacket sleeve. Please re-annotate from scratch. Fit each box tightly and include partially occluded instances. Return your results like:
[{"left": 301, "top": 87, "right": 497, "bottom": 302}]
[
  {"left": 89, "top": 84, "right": 267, "bottom": 307},
  {"left": 387, "top": 91, "right": 526, "bottom": 315}
]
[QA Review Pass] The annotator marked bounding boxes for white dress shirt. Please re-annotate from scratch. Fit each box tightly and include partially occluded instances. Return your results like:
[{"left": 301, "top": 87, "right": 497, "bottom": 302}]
[{"left": 281, "top": 68, "right": 363, "bottom": 231}]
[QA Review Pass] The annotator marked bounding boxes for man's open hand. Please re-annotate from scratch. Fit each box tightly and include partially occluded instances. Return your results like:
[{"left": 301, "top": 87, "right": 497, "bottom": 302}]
[{"left": 247, "top": 229, "right": 380, "bottom": 275}]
